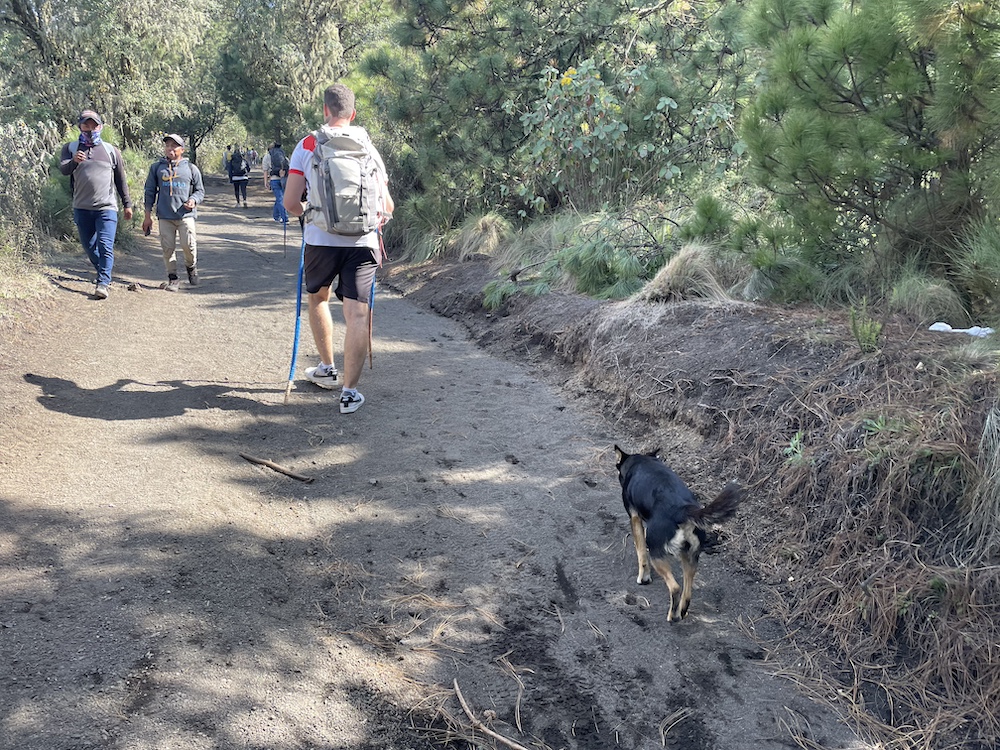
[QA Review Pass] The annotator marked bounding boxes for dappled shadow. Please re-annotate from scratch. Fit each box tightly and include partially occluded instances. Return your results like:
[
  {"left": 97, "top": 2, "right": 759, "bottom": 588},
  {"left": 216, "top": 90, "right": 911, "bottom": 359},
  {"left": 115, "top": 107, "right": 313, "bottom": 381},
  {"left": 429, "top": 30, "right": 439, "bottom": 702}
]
[{"left": 0, "top": 496, "right": 445, "bottom": 749}]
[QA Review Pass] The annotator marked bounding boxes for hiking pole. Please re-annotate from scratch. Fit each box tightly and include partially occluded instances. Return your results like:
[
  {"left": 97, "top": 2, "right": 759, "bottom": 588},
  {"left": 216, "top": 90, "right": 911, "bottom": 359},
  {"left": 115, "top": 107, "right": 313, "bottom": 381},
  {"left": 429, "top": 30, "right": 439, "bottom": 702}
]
[
  {"left": 368, "top": 273, "right": 376, "bottom": 369},
  {"left": 368, "top": 221, "right": 387, "bottom": 369},
  {"left": 283, "top": 234, "right": 307, "bottom": 405}
]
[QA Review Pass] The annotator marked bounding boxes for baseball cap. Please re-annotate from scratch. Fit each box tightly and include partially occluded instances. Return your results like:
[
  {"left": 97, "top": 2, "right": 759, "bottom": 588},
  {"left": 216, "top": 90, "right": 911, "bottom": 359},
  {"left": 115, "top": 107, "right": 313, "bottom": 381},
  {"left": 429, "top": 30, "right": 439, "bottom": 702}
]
[
  {"left": 163, "top": 133, "right": 185, "bottom": 147},
  {"left": 79, "top": 110, "right": 103, "bottom": 125}
]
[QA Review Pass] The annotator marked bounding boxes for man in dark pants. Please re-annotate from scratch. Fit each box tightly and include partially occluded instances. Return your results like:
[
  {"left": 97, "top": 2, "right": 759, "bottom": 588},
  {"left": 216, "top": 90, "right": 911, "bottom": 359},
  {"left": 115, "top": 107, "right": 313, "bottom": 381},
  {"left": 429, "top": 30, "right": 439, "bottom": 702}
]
[{"left": 58, "top": 110, "right": 134, "bottom": 300}]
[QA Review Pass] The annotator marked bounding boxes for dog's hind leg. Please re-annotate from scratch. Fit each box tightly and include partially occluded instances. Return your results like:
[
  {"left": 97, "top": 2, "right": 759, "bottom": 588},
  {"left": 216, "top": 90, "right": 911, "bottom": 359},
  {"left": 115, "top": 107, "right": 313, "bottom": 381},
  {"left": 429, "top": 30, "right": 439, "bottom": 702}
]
[
  {"left": 629, "top": 514, "right": 651, "bottom": 584},
  {"left": 650, "top": 557, "right": 682, "bottom": 622},
  {"left": 677, "top": 549, "right": 698, "bottom": 620}
]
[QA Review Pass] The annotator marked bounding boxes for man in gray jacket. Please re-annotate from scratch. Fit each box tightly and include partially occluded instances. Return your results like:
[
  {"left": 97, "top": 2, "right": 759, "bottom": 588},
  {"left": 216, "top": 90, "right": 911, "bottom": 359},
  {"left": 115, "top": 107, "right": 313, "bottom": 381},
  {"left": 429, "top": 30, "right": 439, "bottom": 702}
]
[
  {"left": 58, "top": 110, "right": 134, "bottom": 300},
  {"left": 141, "top": 134, "right": 205, "bottom": 291}
]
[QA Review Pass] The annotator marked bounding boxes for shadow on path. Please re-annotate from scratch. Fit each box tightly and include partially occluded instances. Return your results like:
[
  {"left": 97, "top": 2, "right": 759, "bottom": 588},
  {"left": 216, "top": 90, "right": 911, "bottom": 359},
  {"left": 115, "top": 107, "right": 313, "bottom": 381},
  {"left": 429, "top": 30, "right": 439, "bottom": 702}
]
[{"left": 22, "top": 373, "right": 273, "bottom": 421}]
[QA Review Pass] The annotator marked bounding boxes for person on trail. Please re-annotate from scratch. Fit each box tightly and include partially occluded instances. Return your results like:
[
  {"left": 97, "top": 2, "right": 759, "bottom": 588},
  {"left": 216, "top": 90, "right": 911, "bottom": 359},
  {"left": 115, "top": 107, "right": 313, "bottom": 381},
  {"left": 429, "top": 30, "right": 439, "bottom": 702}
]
[
  {"left": 141, "top": 134, "right": 206, "bottom": 292},
  {"left": 222, "top": 144, "right": 232, "bottom": 174},
  {"left": 228, "top": 147, "right": 251, "bottom": 207},
  {"left": 283, "top": 82, "right": 394, "bottom": 414},
  {"left": 265, "top": 141, "right": 289, "bottom": 224},
  {"left": 58, "top": 109, "right": 134, "bottom": 300}
]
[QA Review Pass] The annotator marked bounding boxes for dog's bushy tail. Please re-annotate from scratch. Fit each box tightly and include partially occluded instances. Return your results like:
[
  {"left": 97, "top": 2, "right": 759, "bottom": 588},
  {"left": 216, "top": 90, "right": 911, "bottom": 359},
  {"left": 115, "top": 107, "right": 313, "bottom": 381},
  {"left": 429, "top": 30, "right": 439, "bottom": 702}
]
[{"left": 692, "top": 481, "right": 742, "bottom": 525}]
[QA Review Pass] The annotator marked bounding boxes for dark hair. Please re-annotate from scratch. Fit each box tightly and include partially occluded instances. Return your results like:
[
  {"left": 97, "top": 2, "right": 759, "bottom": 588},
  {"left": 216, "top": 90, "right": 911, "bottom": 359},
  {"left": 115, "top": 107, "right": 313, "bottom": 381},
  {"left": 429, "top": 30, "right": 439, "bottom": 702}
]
[{"left": 324, "top": 83, "right": 355, "bottom": 119}]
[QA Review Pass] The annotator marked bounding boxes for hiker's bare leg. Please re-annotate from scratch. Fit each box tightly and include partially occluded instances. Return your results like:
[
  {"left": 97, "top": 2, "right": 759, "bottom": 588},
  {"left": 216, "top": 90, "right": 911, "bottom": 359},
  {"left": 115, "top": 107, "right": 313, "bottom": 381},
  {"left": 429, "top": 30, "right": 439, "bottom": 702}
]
[
  {"left": 308, "top": 287, "right": 336, "bottom": 367},
  {"left": 341, "top": 298, "right": 369, "bottom": 390}
]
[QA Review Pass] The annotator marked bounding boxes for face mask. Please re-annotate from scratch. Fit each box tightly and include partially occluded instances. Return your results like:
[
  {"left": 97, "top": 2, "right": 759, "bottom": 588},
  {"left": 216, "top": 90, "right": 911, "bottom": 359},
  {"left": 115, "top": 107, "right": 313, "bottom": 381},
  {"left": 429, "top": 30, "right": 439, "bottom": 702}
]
[{"left": 79, "top": 130, "right": 95, "bottom": 148}]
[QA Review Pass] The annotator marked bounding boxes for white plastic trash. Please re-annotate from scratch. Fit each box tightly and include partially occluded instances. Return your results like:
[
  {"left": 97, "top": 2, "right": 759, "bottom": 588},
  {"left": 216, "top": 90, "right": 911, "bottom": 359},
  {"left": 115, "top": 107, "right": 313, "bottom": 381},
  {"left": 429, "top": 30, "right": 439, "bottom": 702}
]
[{"left": 928, "top": 321, "right": 995, "bottom": 337}]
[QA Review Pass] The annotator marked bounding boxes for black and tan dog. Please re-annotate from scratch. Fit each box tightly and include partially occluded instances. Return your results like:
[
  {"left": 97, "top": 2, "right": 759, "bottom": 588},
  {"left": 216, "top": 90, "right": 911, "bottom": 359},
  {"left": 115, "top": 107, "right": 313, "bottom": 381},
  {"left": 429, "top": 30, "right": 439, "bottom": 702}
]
[{"left": 615, "top": 445, "right": 742, "bottom": 622}]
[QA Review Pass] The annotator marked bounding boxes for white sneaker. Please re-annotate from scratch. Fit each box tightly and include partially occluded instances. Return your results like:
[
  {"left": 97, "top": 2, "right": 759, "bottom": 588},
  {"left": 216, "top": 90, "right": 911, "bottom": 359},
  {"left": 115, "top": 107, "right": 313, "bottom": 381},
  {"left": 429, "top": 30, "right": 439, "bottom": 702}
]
[
  {"left": 305, "top": 365, "right": 338, "bottom": 389},
  {"left": 94, "top": 284, "right": 109, "bottom": 300},
  {"left": 339, "top": 390, "right": 365, "bottom": 414}
]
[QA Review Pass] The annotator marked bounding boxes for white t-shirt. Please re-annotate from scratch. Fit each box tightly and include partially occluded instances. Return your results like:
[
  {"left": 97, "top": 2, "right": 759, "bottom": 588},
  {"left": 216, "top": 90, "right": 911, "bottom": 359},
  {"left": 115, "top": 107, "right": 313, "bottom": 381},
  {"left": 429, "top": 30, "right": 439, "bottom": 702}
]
[{"left": 288, "top": 125, "right": 389, "bottom": 257}]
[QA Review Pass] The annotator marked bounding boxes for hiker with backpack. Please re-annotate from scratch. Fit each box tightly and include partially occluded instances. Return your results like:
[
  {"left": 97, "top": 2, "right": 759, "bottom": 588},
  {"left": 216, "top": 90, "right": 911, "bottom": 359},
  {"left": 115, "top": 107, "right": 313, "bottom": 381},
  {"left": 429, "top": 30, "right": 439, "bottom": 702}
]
[
  {"left": 264, "top": 142, "right": 289, "bottom": 224},
  {"left": 228, "top": 147, "right": 251, "bottom": 207},
  {"left": 141, "top": 134, "right": 205, "bottom": 292},
  {"left": 283, "top": 83, "right": 394, "bottom": 414},
  {"left": 58, "top": 109, "right": 135, "bottom": 300}
]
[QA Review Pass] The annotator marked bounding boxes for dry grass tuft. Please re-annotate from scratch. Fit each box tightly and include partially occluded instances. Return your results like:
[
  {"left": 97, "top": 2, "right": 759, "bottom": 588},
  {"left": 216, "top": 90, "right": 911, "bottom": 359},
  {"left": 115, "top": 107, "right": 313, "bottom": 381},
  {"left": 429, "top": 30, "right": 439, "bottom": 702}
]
[
  {"left": 959, "top": 406, "right": 1000, "bottom": 562},
  {"left": 635, "top": 243, "right": 729, "bottom": 302},
  {"left": 446, "top": 212, "right": 513, "bottom": 261}
]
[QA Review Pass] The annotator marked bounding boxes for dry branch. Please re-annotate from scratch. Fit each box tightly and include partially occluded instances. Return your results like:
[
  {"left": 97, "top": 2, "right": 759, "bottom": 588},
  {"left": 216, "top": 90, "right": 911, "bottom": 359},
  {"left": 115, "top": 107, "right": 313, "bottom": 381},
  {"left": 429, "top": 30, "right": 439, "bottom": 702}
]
[
  {"left": 239, "top": 452, "right": 314, "bottom": 483},
  {"left": 453, "top": 679, "right": 531, "bottom": 750}
]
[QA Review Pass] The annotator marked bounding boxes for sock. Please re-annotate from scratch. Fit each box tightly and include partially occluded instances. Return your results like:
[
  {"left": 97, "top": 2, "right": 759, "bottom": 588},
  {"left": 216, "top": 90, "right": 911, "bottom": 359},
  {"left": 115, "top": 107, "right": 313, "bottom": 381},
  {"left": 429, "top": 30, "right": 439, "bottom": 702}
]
[
  {"left": 342, "top": 387, "right": 358, "bottom": 398},
  {"left": 318, "top": 362, "right": 335, "bottom": 375}
]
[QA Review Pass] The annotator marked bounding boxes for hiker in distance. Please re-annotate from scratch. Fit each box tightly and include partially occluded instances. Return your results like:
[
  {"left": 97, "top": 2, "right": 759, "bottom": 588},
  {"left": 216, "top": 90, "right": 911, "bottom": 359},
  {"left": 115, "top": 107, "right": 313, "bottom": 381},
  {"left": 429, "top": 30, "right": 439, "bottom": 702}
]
[
  {"left": 283, "top": 82, "right": 394, "bottom": 414},
  {"left": 58, "top": 109, "right": 134, "bottom": 300},
  {"left": 141, "top": 134, "right": 206, "bottom": 292},
  {"left": 263, "top": 141, "right": 290, "bottom": 224},
  {"left": 228, "top": 146, "right": 251, "bottom": 207}
]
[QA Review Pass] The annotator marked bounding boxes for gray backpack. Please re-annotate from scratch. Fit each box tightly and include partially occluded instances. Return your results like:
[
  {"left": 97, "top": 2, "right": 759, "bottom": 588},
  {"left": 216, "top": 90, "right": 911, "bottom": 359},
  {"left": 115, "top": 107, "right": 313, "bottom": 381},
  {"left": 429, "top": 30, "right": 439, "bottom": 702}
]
[{"left": 306, "top": 128, "right": 383, "bottom": 236}]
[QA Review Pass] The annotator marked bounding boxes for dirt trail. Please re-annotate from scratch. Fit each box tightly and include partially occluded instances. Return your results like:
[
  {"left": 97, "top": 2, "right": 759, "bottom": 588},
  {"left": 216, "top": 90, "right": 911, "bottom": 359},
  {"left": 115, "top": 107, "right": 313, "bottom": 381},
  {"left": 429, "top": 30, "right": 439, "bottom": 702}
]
[{"left": 1, "top": 177, "right": 866, "bottom": 749}]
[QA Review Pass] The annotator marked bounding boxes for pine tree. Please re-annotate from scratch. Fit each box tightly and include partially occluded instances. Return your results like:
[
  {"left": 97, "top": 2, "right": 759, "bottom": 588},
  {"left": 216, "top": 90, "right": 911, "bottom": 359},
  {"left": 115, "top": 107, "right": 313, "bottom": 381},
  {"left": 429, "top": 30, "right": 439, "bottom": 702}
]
[{"left": 741, "top": 0, "right": 1000, "bottom": 281}]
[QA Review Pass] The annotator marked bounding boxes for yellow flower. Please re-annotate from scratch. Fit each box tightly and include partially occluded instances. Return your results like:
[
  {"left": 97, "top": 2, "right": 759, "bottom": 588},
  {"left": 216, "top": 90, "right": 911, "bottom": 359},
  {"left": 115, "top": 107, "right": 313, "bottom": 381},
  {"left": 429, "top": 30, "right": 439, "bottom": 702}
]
[
  {"left": 580, "top": 122, "right": 590, "bottom": 133},
  {"left": 560, "top": 67, "right": 577, "bottom": 86}
]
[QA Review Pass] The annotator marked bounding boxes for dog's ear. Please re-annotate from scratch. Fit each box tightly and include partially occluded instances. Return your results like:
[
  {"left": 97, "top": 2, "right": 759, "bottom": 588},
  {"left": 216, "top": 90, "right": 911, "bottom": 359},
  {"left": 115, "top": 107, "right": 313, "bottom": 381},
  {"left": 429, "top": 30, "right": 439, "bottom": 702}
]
[{"left": 614, "top": 444, "right": 628, "bottom": 467}]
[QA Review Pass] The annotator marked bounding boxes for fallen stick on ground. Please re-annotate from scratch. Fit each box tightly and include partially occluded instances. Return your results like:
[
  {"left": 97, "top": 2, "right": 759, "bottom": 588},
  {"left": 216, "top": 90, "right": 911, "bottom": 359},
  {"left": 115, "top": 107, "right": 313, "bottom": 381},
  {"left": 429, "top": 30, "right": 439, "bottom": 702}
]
[
  {"left": 453, "top": 679, "right": 530, "bottom": 750},
  {"left": 239, "top": 452, "right": 314, "bottom": 483}
]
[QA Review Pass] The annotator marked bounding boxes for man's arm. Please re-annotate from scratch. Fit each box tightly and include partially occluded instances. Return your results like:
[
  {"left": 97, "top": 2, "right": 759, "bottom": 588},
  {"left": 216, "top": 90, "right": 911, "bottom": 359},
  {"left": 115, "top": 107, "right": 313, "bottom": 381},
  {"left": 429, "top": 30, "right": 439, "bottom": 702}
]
[
  {"left": 189, "top": 165, "right": 206, "bottom": 204},
  {"left": 112, "top": 147, "right": 134, "bottom": 219},
  {"left": 59, "top": 143, "right": 78, "bottom": 175},
  {"left": 383, "top": 186, "right": 395, "bottom": 217},
  {"left": 283, "top": 172, "right": 306, "bottom": 217},
  {"left": 141, "top": 164, "right": 158, "bottom": 234}
]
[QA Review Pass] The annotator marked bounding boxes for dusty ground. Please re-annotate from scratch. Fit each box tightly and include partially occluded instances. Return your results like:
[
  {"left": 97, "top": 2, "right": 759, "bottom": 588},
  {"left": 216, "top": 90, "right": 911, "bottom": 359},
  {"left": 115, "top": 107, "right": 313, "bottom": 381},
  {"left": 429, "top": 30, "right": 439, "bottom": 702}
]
[{"left": 0, "top": 177, "right": 872, "bottom": 750}]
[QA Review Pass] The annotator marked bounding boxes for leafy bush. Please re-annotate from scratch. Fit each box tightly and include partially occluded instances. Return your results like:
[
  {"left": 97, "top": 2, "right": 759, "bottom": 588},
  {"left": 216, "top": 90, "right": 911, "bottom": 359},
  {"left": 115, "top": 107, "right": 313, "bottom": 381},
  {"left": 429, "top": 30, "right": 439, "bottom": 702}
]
[{"left": 1, "top": 120, "right": 62, "bottom": 262}]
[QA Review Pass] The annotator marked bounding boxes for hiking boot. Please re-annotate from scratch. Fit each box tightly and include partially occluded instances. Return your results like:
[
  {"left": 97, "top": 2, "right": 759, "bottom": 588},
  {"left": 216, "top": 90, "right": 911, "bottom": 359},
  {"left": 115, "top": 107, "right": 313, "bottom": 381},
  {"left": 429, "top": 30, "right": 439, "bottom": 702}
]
[
  {"left": 339, "top": 390, "right": 365, "bottom": 414},
  {"left": 187, "top": 266, "right": 198, "bottom": 286},
  {"left": 94, "top": 283, "right": 109, "bottom": 300},
  {"left": 166, "top": 274, "right": 180, "bottom": 292},
  {"left": 305, "top": 365, "right": 339, "bottom": 390}
]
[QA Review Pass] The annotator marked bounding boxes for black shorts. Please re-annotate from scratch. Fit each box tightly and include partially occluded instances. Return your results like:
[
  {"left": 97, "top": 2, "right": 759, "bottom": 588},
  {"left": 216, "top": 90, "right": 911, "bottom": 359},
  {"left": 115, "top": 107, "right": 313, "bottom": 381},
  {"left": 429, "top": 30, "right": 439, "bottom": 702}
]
[{"left": 304, "top": 244, "right": 376, "bottom": 301}]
